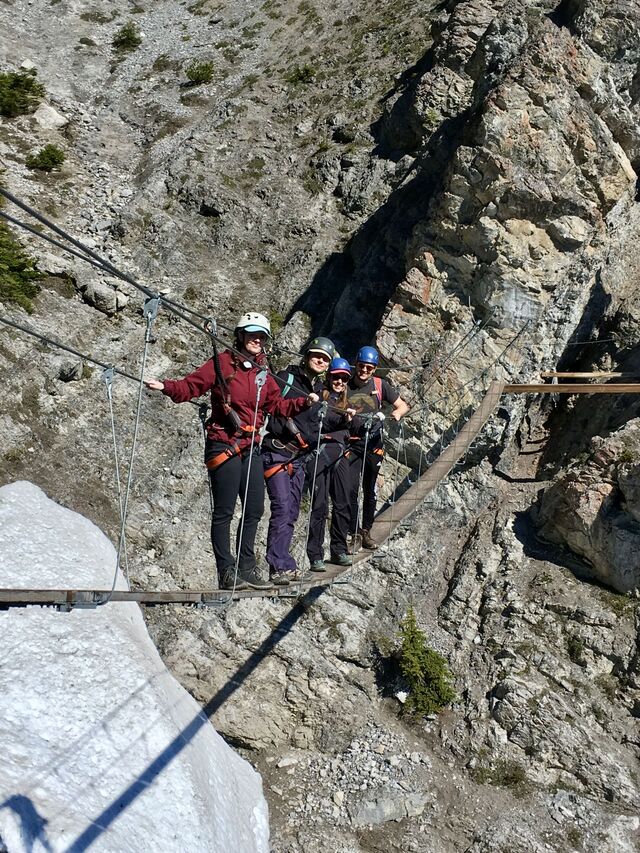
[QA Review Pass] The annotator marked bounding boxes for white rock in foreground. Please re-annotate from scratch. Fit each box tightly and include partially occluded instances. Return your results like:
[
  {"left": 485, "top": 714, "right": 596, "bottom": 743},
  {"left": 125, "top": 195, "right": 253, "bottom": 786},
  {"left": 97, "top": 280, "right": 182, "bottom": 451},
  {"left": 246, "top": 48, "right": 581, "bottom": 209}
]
[{"left": 0, "top": 481, "right": 269, "bottom": 853}]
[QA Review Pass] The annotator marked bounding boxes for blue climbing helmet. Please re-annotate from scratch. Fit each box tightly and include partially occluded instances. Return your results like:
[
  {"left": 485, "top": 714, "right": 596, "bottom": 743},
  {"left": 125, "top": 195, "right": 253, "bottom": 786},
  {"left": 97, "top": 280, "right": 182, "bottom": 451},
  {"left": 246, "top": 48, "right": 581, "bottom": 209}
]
[
  {"left": 329, "top": 357, "right": 351, "bottom": 377},
  {"left": 356, "top": 345, "right": 379, "bottom": 366}
]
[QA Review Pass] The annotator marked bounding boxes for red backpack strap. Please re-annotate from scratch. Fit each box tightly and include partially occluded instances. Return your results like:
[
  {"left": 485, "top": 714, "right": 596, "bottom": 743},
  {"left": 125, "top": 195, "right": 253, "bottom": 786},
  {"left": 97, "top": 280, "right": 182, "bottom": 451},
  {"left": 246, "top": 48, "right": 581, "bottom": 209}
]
[{"left": 373, "top": 376, "right": 383, "bottom": 408}]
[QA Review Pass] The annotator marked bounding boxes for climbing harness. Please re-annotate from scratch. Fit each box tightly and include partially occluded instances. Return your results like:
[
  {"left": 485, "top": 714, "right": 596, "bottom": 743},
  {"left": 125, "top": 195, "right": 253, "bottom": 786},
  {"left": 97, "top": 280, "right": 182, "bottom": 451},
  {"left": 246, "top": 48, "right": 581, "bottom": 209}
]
[{"left": 205, "top": 442, "right": 246, "bottom": 473}]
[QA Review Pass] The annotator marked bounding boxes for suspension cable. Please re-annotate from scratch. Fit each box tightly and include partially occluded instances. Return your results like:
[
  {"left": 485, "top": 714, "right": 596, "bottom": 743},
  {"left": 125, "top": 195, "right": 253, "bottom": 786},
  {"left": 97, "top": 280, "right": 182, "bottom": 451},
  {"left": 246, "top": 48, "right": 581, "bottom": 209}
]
[
  {"left": 100, "top": 297, "right": 159, "bottom": 604},
  {"left": 0, "top": 208, "right": 118, "bottom": 276},
  {"left": 102, "top": 366, "right": 129, "bottom": 582},
  {"left": 301, "top": 401, "right": 328, "bottom": 572},
  {"left": 0, "top": 315, "right": 141, "bottom": 383}
]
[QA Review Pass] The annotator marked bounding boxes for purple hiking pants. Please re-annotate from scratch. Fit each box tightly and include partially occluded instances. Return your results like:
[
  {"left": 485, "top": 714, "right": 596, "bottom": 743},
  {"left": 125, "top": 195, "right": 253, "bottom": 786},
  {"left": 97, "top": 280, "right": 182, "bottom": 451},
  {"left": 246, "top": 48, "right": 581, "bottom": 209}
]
[{"left": 263, "top": 450, "right": 306, "bottom": 572}]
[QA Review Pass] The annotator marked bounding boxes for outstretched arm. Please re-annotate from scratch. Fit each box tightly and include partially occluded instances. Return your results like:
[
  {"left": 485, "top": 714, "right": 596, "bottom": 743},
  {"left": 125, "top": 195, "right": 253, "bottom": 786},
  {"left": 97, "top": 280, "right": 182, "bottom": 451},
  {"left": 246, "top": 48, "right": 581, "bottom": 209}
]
[{"left": 391, "top": 396, "right": 410, "bottom": 422}]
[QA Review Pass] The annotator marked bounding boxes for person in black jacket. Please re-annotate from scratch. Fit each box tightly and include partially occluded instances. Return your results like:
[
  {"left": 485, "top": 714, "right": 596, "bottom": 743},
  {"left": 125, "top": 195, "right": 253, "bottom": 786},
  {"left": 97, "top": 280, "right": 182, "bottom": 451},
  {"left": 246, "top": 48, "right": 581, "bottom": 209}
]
[
  {"left": 263, "top": 337, "right": 346, "bottom": 584},
  {"left": 306, "top": 358, "right": 353, "bottom": 572}
]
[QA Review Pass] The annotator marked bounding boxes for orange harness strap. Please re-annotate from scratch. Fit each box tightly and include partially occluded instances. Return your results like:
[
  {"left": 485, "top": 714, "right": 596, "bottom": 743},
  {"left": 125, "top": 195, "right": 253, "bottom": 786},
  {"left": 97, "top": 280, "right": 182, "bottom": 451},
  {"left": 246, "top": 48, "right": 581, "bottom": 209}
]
[
  {"left": 205, "top": 443, "right": 243, "bottom": 473},
  {"left": 264, "top": 461, "right": 295, "bottom": 480}
]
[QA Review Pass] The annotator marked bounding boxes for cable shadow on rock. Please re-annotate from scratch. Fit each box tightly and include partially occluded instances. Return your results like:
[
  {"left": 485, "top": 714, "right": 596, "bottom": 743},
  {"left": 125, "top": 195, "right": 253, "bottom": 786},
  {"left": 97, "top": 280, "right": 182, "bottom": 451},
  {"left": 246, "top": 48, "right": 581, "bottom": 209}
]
[{"left": 64, "top": 586, "right": 325, "bottom": 853}]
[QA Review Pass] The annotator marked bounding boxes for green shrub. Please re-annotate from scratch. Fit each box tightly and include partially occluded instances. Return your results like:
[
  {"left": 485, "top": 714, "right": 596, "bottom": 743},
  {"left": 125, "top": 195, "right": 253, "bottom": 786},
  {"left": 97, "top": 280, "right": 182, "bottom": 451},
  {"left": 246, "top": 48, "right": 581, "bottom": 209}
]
[
  {"left": 26, "top": 144, "right": 65, "bottom": 172},
  {"left": 0, "top": 221, "right": 41, "bottom": 312},
  {"left": 398, "top": 607, "right": 456, "bottom": 717},
  {"left": 185, "top": 60, "right": 214, "bottom": 85},
  {"left": 285, "top": 64, "right": 315, "bottom": 84},
  {"left": 0, "top": 70, "right": 45, "bottom": 118},
  {"left": 112, "top": 22, "right": 142, "bottom": 51}
]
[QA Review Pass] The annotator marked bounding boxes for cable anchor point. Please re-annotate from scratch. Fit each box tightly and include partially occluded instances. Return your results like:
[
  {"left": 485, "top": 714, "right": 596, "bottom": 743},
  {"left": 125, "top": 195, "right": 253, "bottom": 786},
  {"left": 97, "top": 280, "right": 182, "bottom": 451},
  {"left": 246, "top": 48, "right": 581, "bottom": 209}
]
[
  {"left": 143, "top": 296, "right": 160, "bottom": 343},
  {"left": 101, "top": 365, "right": 116, "bottom": 390}
]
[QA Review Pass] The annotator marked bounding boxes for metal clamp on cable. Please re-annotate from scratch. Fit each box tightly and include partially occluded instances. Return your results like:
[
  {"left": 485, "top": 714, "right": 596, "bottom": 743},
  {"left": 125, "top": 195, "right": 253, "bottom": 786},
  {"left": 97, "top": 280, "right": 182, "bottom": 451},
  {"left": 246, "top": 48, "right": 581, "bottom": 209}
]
[
  {"left": 204, "top": 317, "right": 218, "bottom": 338},
  {"left": 101, "top": 365, "right": 115, "bottom": 393},
  {"left": 255, "top": 368, "right": 268, "bottom": 391},
  {"left": 143, "top": 296, "right": 160, "bottom": 343}
]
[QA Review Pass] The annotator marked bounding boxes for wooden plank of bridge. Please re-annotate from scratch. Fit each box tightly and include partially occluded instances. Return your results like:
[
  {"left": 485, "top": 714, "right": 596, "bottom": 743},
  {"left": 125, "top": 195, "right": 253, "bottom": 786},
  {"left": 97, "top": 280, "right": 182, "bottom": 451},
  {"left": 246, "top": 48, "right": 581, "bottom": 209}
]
[
  {"left": 540, "top": 372, "right": 626, "bottom": 378},
  {"left": 0, "top": 569, "right": 355, "bottom": 607},
  {"left": 504, "top": 383, "right": 640, "bottom": 393}
]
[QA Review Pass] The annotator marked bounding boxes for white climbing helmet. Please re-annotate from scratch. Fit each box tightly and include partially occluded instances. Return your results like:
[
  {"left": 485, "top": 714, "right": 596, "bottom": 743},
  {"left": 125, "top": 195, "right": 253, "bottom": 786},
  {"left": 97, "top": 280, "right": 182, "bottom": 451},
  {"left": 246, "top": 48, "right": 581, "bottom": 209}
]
[{"left": 235, "top": 312, "right": 271, "bottom": 337}]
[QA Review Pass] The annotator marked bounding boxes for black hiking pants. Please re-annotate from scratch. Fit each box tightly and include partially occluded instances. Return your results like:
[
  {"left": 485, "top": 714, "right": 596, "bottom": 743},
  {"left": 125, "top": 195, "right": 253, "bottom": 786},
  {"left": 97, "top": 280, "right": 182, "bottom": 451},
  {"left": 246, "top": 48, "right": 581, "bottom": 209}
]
[
  {"left": 206, "top": 441, "right": 264, "bottom": 580},
  {"left": 329, "top": 450, "right": 362, "bottom": 557},
  {"left": 306, "top": 442, "right": 344, "bottom": 562},
  {"left": 348, "top": 449, "right": 381, "bottom": 533}
]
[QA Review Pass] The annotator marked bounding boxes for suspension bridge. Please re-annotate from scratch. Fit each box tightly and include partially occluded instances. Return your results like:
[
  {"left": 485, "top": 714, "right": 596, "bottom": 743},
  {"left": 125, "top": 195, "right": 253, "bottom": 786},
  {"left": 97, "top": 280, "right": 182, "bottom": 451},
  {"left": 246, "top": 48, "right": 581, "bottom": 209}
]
[{"left": 1, "top": 187, "right": 639, "bottom": 610}]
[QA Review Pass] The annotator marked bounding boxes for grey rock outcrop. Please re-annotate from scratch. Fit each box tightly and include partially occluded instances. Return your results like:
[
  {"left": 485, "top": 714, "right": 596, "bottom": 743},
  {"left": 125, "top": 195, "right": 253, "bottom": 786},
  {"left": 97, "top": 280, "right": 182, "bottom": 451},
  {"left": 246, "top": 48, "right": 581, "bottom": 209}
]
[{"left": 537, "top": 418, "right": 640, "bottom": 592}]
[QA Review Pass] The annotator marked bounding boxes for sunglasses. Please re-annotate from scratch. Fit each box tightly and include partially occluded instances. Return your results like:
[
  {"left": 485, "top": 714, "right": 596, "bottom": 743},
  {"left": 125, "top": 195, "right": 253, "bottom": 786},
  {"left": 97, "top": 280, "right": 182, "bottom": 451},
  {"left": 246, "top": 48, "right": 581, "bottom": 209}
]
[
  {"left": 356, "top": 362, "right": 375, "bottom": 372},
  {"left": 308, "top": 352, "right": 331, "bottom": 362},
  {"left": 331, "top": 375, "right": 348, "bottom": 383}
]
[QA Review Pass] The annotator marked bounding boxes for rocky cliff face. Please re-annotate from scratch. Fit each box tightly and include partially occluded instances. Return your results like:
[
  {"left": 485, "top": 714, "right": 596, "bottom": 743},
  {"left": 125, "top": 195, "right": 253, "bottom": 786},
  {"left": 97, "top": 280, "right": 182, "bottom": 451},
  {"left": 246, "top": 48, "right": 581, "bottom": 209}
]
[{"left": 1, "top": 0, "right": 639, "bottom": 850}]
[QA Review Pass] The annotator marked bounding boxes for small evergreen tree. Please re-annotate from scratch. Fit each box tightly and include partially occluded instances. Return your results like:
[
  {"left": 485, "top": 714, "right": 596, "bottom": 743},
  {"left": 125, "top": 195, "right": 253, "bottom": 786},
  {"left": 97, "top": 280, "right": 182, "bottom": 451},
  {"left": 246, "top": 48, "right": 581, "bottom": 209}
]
[
  {"left": 112, "top": 22, "right": 142, "bottom": 51},
  {"left": 0, "top": 70, "right": 45, "bottom": 118},
  {"left": 26, "top": 144, "right": 65, "bottom": 172},
  {"left": 0, "top": 221, "right": 41, "bottom": 312},
  {"left": 285, "top": 64, "right": 315, "bottom": 84},
  {"left": 398, "top": 606, "right": 456, "bottom": 717},
  {"left": 185, "top": 60, "right": 214, "bottom": 85}
]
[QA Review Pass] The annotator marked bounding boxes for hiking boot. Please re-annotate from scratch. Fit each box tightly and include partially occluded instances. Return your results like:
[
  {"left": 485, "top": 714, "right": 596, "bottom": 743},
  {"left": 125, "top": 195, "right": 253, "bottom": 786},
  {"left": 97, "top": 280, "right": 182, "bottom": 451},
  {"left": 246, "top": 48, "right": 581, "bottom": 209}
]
[
  {"left": 219, "top": 571, "right": 248, "bottom": 591},
  {"left": 309, "top": 559, "right": 326, "bottom": 573},
  {"left": 330, "top": 553, "right": 353, "bottom": 567},
  {"left": 241, "top": 568, "right": 272, "bottom": 590},
  {"left": 347, "top": 533, "right": 361, "bottom": 552},
  {"left": 360, "top": 528, "right": 376, "bottom": 550},
  {"left": 270, "top": 568, "right": 297, "bottom": 586}
]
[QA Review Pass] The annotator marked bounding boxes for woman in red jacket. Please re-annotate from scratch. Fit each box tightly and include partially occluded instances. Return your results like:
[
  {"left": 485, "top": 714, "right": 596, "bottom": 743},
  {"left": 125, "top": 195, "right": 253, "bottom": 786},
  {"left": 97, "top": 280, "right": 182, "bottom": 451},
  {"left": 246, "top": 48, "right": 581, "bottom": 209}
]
[{"left": 145, "top": 312, "right": 318, "bottom": 590}]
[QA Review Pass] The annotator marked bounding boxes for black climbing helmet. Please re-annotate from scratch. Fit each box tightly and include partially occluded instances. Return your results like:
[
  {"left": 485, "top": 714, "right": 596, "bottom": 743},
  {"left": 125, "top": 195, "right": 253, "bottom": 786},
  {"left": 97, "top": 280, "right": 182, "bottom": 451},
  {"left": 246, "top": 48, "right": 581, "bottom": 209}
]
[{"left": 304, "top": 336, "right": 336, "bottom": 361}]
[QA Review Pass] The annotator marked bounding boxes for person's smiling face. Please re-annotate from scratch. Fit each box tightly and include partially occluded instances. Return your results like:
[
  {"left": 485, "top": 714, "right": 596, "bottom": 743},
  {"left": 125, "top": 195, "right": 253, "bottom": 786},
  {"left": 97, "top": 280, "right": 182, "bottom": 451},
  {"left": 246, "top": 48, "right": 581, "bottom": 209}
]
[
  {"left": 241, "top": 330, "right": 268, "bottom": 356},
  {"left": 306, "top": 350, "right": 331, "bottom": 375},
  {"left": 330, "top": 373, "right": 349, "bottom": 392},
  {"left": 355, "top": 360, "right": 375, "bottom": 382}
]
